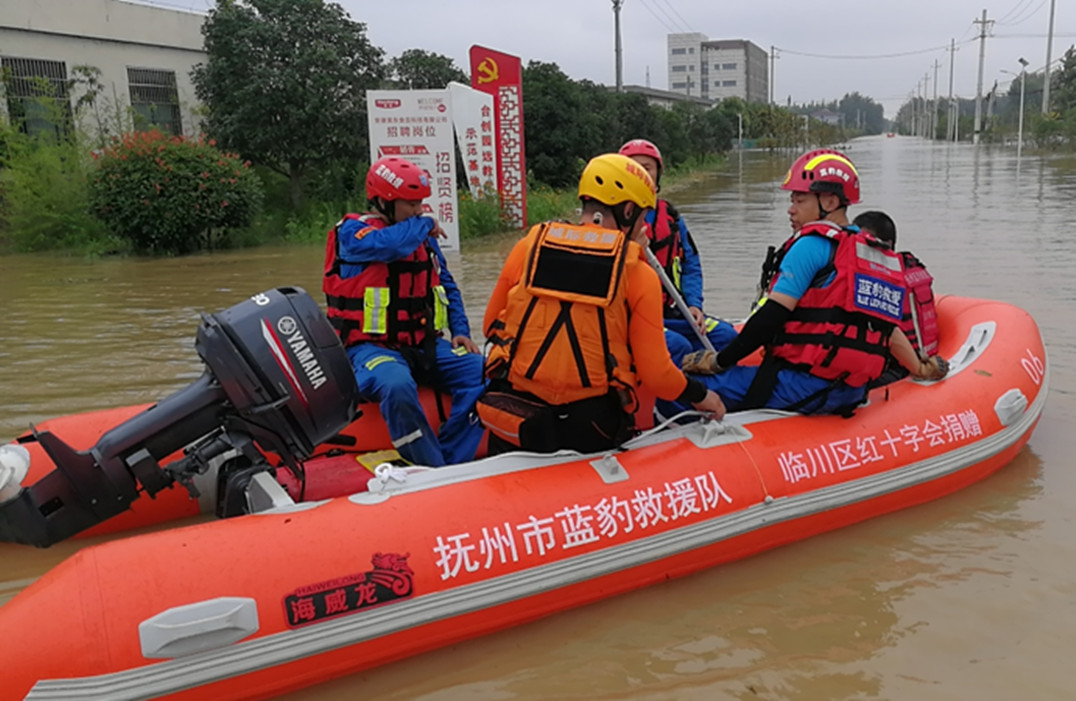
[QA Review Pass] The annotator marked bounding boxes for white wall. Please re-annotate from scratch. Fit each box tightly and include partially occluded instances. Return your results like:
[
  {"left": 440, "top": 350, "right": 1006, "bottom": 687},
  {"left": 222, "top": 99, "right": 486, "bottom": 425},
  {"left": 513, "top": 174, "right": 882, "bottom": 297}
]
[
  {"left": 0, "top": 0, "right": 206, "bottom": 136},
  {"left": 704, "top": 47, "right": 748, "bottom": 102},
  {"left": 667, "top": 33, "right": 706, "bottom": 96}
]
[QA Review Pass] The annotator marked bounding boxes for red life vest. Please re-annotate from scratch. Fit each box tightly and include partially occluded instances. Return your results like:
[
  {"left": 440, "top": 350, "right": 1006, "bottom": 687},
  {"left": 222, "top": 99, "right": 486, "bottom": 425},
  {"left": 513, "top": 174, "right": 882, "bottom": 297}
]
[
  {"left": 647, "top": 199, "right": 685, "bottom": 311},
  {"left": 899, "top": 251, "right": 939, "bottom": 357},
  {"left": 323, "top": 213, "right": 447, "bottom": 348},
  {"left": 767, "top": 222, "right": 906, "bottom": 388}
]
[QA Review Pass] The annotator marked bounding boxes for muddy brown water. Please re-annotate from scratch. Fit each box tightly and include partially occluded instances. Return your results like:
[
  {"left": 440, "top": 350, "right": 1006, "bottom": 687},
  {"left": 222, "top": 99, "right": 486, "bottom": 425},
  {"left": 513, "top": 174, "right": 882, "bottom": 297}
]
[{"left": 1, "top": 135, "right": 1073, "bottom": 699}]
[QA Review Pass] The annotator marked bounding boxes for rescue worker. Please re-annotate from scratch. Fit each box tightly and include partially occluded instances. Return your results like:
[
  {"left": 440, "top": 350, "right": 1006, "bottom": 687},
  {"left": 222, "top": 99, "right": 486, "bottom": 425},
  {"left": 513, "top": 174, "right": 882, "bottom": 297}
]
[
  {"left": 479, "top": 153, "right": 725, "bottom": 454},
  {"left": 853, "top": 210, "right": 941, "bottom": 388},
  {"left": 675, "top": 149, "right": 947, "bottom": 415},
  {"left": 323, "top": 156, "right": 485, "bottom": 466},
  {"left": 618, "top": 138, "right": 736, "bottom": 362}
]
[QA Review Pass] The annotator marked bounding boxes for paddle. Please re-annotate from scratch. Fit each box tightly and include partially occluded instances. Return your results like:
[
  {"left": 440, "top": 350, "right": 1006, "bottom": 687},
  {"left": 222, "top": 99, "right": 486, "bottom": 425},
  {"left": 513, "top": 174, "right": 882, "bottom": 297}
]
[{"left": 641, "top": 244, "right": 716, "bottom": 353}]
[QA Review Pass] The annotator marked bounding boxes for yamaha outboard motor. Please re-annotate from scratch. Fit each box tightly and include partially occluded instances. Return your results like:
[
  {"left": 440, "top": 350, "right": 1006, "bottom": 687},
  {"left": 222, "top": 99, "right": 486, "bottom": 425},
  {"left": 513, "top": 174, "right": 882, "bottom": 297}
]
[{"left": 0, "top": 287, "right": 360, "bottom": 547}]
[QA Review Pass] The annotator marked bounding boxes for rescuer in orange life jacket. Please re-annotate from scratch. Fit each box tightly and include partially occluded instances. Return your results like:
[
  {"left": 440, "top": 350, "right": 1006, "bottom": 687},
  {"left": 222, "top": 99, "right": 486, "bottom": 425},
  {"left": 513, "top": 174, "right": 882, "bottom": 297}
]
[
  {"left": 323, "top": 156, "right": 485, "bottom": 466},
  {"left": 852, "top": 210, "right": 942, "bottom": 388},
  {"left": 672, "top": 149, "right": 948, "bottom": 416},
  {"left": 478, "top": 153, "right": 725, "bottom": 455}
]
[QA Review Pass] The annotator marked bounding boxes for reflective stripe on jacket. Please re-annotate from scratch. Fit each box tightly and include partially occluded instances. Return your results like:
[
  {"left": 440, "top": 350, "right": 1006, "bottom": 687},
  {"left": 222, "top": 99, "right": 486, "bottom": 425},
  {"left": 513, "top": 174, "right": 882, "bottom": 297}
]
[
  {"left": 323, "top": 213, "right": 447, "bottom": 347},
  {"left": 648, "top": 199, "right": 685, "bottom": 310}
]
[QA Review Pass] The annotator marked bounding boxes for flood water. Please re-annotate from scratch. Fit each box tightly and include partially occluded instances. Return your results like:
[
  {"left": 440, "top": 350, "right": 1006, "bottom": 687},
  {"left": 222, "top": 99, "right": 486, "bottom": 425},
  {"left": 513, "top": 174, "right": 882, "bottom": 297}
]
[{"left": 2, "top": 135, "right": 1074, "bottom": 699}]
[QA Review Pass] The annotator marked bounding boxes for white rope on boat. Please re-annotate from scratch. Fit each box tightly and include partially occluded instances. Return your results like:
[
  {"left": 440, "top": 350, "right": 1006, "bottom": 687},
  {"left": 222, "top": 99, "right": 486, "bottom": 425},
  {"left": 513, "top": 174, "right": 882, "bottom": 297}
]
[
  {"left": 621, "top": 410, "right": 721, "bottom": 448},
  {"left": 370, "top": 463, "right": 410, "bottom": 490}
]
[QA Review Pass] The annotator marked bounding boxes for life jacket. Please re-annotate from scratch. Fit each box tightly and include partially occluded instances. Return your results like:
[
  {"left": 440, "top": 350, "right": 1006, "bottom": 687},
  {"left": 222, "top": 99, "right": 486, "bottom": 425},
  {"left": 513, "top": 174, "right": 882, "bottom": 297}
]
[
  {"left": 323, "top": 213, "right": 448, "bottom": 348},
  {"left": 647, "top": 199, "right": 685, "bottom": 312},
  {"left": 899, "top": 251, "right": 939, "bottom": 358},
  {"left": 766, "top": 221, "right": 906, "bottom": 388},
  {"left": 485, "top": 221, "right": 638, "bottom": 407}
]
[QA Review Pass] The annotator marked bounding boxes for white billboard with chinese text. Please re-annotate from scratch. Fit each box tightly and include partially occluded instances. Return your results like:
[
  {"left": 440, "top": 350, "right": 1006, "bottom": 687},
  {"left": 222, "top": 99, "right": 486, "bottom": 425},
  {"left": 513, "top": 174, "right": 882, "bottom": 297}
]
[
  {"left": 366, "top": 89, "right": 460, "bottom": 251},
  {"left": 447, "top": 82, "right": 497, "bottom": 200}
]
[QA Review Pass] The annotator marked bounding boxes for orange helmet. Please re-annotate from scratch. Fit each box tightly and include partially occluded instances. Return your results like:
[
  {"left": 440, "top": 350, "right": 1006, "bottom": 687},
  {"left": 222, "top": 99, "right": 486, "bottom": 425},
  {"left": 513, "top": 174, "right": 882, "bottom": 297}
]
[{"left": 781, "top": 149, "right": 861, "bottom": 205}]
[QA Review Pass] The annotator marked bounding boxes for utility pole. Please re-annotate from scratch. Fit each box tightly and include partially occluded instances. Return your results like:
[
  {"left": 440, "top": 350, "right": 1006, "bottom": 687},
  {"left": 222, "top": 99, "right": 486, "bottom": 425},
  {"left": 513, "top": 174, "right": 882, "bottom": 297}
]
[
  {"left": 769, "top": 46, "right": 779, "bottom": 106},
  {"left": 924, "top": 72, "right": 931, "bottom": 138},
  {"left": 612, "top": 0, "right": 623, "bottom": 92},
  {"left": 914, "top": 80, "right": 921, "bottom": 137},
  {"left": 932, "top": 60, "right": 940, "bottom": 140},
  {"left": 947, "top": 38, "right": 957, "bottom": 141},
  {"left": 1018, "top": 58, "right": 1029, "bottom": 159},
  {"left": 1042, "top": 0, "right": 1057, "bottom": 113},
  {"left": 645, "top": 65, "right": 651, "bottom": 88},
  {"left": 972, "top": 9, "right": 993, "bottom": 145}
]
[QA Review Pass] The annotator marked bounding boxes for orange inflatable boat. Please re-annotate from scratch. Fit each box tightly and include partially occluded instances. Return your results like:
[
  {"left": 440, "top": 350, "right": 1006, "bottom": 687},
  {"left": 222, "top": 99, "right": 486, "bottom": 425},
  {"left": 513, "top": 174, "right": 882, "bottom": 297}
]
[{"left": 0, "top": 294, "right": 1047, "bottom": 700}]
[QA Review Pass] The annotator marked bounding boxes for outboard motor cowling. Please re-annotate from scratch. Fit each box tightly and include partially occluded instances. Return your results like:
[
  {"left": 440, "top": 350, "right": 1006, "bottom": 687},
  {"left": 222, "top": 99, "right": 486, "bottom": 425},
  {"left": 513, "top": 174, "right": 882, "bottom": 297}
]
[{"left": 0, "top": 287, "right": 360, "bottom": 547}]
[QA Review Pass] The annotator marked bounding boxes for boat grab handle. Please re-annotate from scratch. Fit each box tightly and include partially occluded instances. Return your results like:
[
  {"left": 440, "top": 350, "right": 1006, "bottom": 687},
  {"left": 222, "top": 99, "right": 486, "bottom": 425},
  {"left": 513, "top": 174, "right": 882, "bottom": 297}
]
[
  {"left": 935, "top": 321, "right": 997, "bottom": 380},
  {"left": 139, "top": 597, "right": 259, "bottom": 659}
]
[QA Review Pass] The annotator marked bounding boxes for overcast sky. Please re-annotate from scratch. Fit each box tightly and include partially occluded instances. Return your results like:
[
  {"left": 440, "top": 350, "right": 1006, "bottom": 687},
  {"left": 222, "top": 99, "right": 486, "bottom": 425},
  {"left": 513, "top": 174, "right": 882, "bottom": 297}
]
[{"left": 149, "top": 0, "right": 1072, "bottom": 117}]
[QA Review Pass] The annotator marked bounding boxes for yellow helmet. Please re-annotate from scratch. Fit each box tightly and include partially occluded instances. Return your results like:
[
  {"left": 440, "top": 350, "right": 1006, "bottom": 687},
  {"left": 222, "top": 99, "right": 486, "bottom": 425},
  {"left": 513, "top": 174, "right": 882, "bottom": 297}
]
[{"left": 578, "top": 153, "right": 657, "bottom": 210}]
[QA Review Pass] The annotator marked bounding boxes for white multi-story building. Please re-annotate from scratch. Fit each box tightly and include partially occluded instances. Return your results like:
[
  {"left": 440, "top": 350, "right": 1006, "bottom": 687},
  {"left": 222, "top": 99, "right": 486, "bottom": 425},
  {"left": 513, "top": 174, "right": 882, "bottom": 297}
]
[
  {"left": 0, "top": 0, "right": 206, "bottom": 139},
  {"left": 667, "top": 34, "right": 768, "bottom": 104}
]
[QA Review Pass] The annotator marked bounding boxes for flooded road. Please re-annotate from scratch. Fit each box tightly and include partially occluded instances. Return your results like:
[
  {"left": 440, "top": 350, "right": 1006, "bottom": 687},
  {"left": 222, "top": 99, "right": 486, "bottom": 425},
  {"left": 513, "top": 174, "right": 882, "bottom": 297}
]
[{"left": 1, "top": 135, "right": 1074, "bottom": 699}]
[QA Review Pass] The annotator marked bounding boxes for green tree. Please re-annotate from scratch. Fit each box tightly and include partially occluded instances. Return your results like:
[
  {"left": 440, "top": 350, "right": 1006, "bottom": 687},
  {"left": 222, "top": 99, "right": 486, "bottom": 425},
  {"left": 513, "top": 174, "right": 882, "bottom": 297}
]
[
  {"left": 388, "top": 49, "right": 467, "bottom": 89},
  {"left": 192, "top": 0, "right": 385, "bottom": 208},
  {"left": 521, "top": 61, "right": 593, "bottom": 187},
  {"left": 1050, "top": 45, "right": 1076, "bottom": 113},
  {"left": 836, "top": 92, "right": 885, "bottom": 134}
]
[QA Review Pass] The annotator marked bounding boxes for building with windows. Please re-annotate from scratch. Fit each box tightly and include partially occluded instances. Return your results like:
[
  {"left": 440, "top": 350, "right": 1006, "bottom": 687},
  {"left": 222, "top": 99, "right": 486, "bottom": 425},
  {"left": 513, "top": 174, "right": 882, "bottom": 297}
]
[
  {"left": 613, "top": 84, "right": 714, "bottom": 110},
  {"left": 667, "top": 34, "right": 768, "bottom": 104},
  {"left": 0, "top": 0, "right": 206, "bottom": 139}
]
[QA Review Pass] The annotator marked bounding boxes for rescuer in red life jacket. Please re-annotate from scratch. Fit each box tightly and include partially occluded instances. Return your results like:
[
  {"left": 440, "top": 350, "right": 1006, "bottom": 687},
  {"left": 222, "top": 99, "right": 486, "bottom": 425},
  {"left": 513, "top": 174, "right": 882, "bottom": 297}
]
[
  {"left": 618, "top": 138, "right": 736, "bottom": 362},
  {"left": 323, "top": 157, "right": 485, "bottom": 466},
  {"left": 852, "top": 210, "right": 943, "bottom": 388},
  {"left": 673, "top": 149, "right": 948, "bottom": 415}
]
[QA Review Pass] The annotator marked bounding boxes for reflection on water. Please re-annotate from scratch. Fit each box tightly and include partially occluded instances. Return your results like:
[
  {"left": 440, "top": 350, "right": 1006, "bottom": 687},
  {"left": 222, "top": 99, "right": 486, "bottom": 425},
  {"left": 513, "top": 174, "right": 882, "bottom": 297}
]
[{"left": 1, "top": 136, "right": 1075, "bottom": 699}]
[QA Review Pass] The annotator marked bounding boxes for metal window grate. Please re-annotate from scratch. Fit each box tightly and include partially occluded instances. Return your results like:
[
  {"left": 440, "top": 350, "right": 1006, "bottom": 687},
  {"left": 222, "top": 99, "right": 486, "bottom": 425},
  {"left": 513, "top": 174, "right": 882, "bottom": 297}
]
[
  {"left": 127, "top": 67, "right": 182, "bottom": 135},
  {"left": 1, "top": 56, "right": 73, "bottom": 138}
]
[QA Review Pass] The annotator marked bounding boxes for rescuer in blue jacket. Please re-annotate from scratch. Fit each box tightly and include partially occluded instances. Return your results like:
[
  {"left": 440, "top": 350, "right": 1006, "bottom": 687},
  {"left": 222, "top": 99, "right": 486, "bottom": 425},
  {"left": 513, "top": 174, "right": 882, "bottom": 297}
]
[{"left": 323, "top": 157, "right": 484, "bottom": 466}]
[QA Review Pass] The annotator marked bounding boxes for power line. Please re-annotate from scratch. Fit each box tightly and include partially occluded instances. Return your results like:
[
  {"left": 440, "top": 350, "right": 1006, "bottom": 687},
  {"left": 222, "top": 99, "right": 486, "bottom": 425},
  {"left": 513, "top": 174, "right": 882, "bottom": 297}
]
[
  {"left": 634, "top": 0, "right": 676, "bottom": 34},
  {"left": 655, "top": 0, "right": 692, "bottom": 33},
  {"left": 994, "top": 32, "right": 1076, "bottom": 38},
  {"left": 957, "top": 21, "right": 978, "bottom": 43},
  {"left": 776, "top": 42, "right": 965, "bottom": 60},
  {"left": 998, "top": 0, "right": 1048, "bottom": 27},
  {"left": 636, "top": 0, "right": 688, "bottom": 34},
  {"left": 996, "top": 0, "right": 1034, "bottom": 25}
]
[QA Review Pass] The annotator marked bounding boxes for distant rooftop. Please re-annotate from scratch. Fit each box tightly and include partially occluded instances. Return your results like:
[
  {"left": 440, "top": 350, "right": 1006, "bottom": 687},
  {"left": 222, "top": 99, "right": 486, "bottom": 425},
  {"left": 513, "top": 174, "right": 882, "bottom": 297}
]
[{"left": 614, "top": 84, "right": 714, "bottom": 107}]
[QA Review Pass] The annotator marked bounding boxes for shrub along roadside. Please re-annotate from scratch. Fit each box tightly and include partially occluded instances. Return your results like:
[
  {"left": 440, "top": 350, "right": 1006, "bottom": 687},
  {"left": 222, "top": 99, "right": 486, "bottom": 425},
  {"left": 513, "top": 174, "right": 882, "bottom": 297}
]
[
  {"left": 0, "top": 123, "right": 120, "bottom": 255},
  {"left": 88, "top": 130, "right": 263, "bottom": 255}
]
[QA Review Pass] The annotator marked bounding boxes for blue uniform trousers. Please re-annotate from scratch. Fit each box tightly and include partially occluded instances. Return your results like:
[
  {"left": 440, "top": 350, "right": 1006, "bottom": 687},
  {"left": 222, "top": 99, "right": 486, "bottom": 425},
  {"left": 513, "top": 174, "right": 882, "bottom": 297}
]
[
  {"left": 658, "top": 364, "right": 867, "bottom": 417},
  {"left": 347, "top": 337, "right": 485, "bottom": 466},
  {"left": 663, "top": 316, "right": 738, "bottom": 366}
]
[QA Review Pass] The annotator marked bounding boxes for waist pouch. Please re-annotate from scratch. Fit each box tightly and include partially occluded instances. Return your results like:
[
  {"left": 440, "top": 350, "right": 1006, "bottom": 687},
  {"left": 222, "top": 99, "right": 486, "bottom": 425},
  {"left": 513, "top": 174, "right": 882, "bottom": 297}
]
[{"left": 475, "top": 391, "right": 558, "bottom": 451}]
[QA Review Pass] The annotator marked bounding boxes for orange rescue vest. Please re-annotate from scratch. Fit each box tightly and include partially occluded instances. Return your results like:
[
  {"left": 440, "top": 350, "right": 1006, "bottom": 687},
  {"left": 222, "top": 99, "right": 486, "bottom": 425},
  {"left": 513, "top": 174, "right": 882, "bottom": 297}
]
[{"left": 485, "top": 222, "right": 638, "bottom": 406}]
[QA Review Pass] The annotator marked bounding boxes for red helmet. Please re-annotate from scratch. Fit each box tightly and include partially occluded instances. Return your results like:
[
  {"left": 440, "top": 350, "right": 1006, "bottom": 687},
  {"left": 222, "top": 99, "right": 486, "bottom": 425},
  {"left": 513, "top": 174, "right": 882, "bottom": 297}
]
[
  {"left": 781, "top": 149, "right": 861, "bottom": 204},
  {"left": 366, "top": 157, "right": 431, "bottom": 202},
  {"left": 619, "top": 138, "right": 663, "bottom": 174}
]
